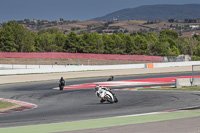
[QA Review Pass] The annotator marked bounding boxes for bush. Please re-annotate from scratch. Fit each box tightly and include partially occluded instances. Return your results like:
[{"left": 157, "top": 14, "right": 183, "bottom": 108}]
[{"left": 191, "top": 56, "right": 200, "bottom": 61}]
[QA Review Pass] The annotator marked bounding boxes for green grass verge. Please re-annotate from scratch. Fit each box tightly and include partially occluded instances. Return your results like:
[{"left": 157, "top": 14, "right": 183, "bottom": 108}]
[
  {"left": 139, "top": 86, "right": 200, "bottom": 91},
  {"left": 1, "top": 110, "right": 200, "bottom": 133},
  {"left": 0, "top": 100, "right": 17, "bottom": 110}
]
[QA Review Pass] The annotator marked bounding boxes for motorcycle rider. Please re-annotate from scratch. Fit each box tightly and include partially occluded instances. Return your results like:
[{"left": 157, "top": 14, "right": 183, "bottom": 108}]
[
  {"left": 107, "top": 76, "right": 114, "bottom": 81},
  {"left": 59, "top": 77, "right": 65, "bottom": 90},
  {"left": 95, "top": 84, "right": 117, "bottom": 103}
]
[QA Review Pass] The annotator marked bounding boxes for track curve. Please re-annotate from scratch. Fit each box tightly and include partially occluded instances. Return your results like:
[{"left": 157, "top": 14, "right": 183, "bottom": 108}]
[{"left": 1, "top": 72, "right": 200, "bottom": 128}]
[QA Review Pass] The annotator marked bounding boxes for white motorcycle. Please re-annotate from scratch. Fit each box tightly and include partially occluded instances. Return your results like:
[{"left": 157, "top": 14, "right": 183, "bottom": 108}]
[{"left": 96, "top": 86, "right": 118, "bottom": 103}]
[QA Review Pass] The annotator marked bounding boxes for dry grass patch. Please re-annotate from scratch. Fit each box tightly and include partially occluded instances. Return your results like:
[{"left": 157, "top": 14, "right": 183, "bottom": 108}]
[{"left": 0, "top": 100, "right": 19, "bottom": 111}]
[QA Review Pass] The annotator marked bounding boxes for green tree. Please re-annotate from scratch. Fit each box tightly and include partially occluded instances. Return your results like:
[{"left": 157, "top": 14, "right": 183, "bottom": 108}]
[
  {"left": 160, "top": 30, "right": 178, "bottom": 40},
  {"left": 124, "top": 35, "right": 135, "bottom": 55},
  {"left": 55, "top": 31, "right": 66, "bottom": 52},
  {"left": 46, "top": 27, "right": 60, "bottom": 34},
  {"left": 6, "top": 21, "right": 28, "bottom": 52},
  {"left": 38, "top": 27, "right": 60, "bottom": 35},
  {"left": 6, "top": 21, "right": 37, "bottom": 52},
  {"left": 133, "top": 34, "right": 149, "bottom": 55},
  {"left": 194, "top": 44, "right": 200, "bottom": 56},
  {"left": 151, "top": 41, "right": 172, "bottom": 56},
  {"left": 0, "top": 21, "right": 33, "bottom": 52},
  {"left": 81, "top": 32, "right": 104, "bottom": 54},
  {"left": 37, "top": 32, "right": 57, "bottom": 52},
  {"left": 21, "top": 31, "right": 36, "bottom": 52},
  {"left": 159, "top": 34, "right": 179, "bottom": 56},
  {"left": 24, "top": 19, "right": 31, "bottom": 24},
  {"left": 176, "top": 37, "right": 198, "bottom": 55},
  {"left": 60, "top": 18, "right": 64, "bottom": 22},
  {"left": 91, "top": 32, "right": 104, "bottom": 54},
  {"left": 0, "top": 24, "right": 17, "bottom": 52},
  {"left": 64, "top": 31, "right": 81, "bottom": 53},
  {"left": 81, "top": 32, "right": 92, "bottom": 53},
  {"left": 144, "top": 32, "right": 158, "bottom": 55},
  {"left": 38, "top": 29, "right": 46, "bottom": 35},
  {"left": 102, "top": 33, "right": 115, "bottom": 54},
  {"left": 111, "top": 33, "right": 125, "bottom": 54},
  {"left": 193, "top": 34, "right": 200, "bottom": 42}
]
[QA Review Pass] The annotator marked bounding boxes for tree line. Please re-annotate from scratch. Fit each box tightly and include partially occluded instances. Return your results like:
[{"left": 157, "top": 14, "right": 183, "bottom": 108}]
[
  {"left": 1, "top": 21, "right": 200, "bottom": 57},
  {"left": 168, "top": 18, "right": 200, "bottom": 23}
]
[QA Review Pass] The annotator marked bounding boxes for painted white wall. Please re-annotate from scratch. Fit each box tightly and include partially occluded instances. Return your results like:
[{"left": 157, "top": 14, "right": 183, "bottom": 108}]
[
  {"left": 0, "top": 64, "right": 145, "bottom": 75},
  {"left": 1, "top": 61, "right": 200, "bottom": 75},
  {"left": 153, "top": 61, "right": 200, "bottom": 68}
]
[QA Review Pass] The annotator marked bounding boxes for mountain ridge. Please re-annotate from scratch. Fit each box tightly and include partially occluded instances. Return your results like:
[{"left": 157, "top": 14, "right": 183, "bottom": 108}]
[{"left": 91, "top": 4, "right": 200, "bottom": 21}]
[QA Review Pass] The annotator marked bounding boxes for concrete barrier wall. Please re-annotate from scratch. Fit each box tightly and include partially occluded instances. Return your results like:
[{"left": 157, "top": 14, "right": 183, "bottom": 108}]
[
  {"left": 175, "top": 78, "right": 200, "bottom": 88},
  {"left": 175, "top": 78, "right": 192, "bottom": 88},
  {"left": 192, "top": 78, "right": 200, "bottom": 86}
]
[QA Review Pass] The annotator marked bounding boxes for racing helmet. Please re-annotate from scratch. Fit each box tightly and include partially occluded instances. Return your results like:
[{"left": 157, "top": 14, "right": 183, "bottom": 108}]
[{"left": 95, "top": 84, "right": 100, "bottom": 91}]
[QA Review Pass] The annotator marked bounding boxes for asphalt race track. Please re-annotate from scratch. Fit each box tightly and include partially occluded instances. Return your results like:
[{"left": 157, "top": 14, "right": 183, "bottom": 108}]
[{"left": 1, "top": 72, "right": 200, "bottom": 128}]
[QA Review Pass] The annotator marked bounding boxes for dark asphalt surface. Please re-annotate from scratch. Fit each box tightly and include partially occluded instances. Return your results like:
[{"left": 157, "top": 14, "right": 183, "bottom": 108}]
[{"left": 1, "top": 72, "right": 200, "bottom": 128}]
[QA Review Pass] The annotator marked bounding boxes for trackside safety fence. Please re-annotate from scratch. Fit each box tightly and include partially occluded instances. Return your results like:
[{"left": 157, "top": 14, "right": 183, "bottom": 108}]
[
  {"left": 0, "top": 52, "right": 162, "bottom": 61},
  {"left": 0, "top": 52, "right": 162, "bottom": 66}
]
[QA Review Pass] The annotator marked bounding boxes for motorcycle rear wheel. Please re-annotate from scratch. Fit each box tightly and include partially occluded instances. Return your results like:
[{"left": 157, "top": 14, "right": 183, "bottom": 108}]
[
  {"left": 60, "top": 86, "right": 64, "bottom": 90},
  {"left": 105, "top": 95, "right": 114, "bottom": 103},
  {"left": 114, "top": 98, "right": 118, "bottom": 103}
]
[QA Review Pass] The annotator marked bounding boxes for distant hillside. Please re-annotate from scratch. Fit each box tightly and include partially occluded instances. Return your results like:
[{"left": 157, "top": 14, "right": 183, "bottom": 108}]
[
  {"left": 16, "top": 19, "right": 200, "bottom": 36},
  {"left": 91, "top": 4, "right": 200, "bottom": 21}
]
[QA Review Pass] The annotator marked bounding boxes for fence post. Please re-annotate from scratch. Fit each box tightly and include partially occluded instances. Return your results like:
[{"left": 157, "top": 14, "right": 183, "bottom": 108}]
[
  {"left": 78, "top": 59, "right": 80, "bottom": 65},
  {"left": 39, "top": 59, "right": 40, "bottom": 68}
]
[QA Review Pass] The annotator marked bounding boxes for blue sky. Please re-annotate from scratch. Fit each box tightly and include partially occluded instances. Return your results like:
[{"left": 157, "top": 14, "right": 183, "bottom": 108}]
[{"left": 0, "top": 0, "right": 200, "bottom": 22}]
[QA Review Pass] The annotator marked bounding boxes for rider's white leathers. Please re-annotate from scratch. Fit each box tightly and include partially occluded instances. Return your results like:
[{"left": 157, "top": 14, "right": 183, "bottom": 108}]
[
  {"left": 96, "top": 87, "right": 106, "bottom": 98},
  {"left": 95, "top": 87, "right": 115, "bottom": 102}
]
